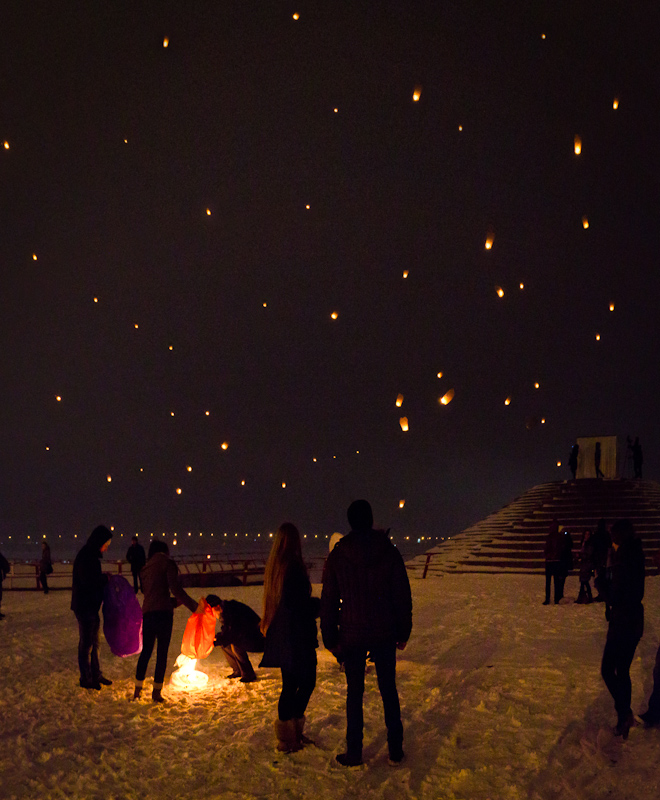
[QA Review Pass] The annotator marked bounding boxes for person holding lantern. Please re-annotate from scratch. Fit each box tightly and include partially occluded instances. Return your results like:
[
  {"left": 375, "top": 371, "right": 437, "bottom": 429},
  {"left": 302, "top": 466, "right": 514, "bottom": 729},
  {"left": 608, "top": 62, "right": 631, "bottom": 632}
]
[
  {"left": 71, "top": 525, "right": 113, "bottom": 689},
  {"left": 260, "top": 523, "right": 319, "bottom": 753},
  {"left": 133, "top": 539, "right": 199, "bottom": 702},
  {"left": 205, "top": 594, "right": 264, "bottom": 682}
]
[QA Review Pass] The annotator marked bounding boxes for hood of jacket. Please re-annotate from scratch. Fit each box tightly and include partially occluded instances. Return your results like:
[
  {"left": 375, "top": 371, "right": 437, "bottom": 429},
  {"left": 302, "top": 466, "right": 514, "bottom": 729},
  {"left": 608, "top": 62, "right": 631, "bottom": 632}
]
[{"left": 86, "top": 525, "right": 112, "bottom": 554}]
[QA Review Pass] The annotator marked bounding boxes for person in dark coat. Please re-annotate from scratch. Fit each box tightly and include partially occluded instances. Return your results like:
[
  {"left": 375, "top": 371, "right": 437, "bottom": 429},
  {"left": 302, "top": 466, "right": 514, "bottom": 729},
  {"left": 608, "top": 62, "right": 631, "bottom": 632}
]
[
  {"left": 600, "top": 519, "right": 645, "bottom": 738},
  {"left": 133, "top": 540, "right": 199, "bottom": 702},
  {"left": 595, "top": 441, "right": 605, "bottom": 479},
  {"left": 260, "top": 522, "right": 319, "bottom": 753},
  {"left": 39, "top": 541, "right": 53, "bottom": 594},
  {"left": 543, "top": 520, "right": 565, "bottom": 605},
  {"left": 126, "top": 535, "right": 146, "bottom": 594},
  {"left": 591, "top": 519, "right": 611, "bottom": 602},
  {"left": 0, "top": 550, "right": 10, "bottom": 619},
  {"left": 321, "top": 500, "right": 413, "bottom": 767},
  {"left": 71, "top": 525, "right": 113, "bottom": 689},
  {"left": 205, "top": 594, "right": 265, "bottom": 682},
  {"left": 568, "top": 444, "right": 579, "bottom": 480},
  {"left": 576, "top": 530, "right": 594, "bottom": 604}
]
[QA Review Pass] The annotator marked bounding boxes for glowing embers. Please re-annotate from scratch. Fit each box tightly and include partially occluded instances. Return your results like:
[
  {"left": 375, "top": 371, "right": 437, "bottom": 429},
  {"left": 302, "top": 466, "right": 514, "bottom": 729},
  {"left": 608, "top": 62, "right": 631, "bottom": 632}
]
[
  {"left": 574, "top": 135, "right": 582, "bottom": 155},
  {"left": 170, "top": 653, "right": 208, "bottom": 691},
  {"left": 439, "top": 389, "right": 455, "bottom": 406},
  {"left": 399, "top": 417, "right": 409, "bottom": 432}
]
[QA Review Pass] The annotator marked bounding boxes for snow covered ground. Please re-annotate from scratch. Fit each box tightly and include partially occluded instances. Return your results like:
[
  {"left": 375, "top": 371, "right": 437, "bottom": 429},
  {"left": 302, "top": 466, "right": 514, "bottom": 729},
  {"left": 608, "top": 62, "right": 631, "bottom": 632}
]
[{"left": 2, "top": 574, "right": 660, "bottom": 800}]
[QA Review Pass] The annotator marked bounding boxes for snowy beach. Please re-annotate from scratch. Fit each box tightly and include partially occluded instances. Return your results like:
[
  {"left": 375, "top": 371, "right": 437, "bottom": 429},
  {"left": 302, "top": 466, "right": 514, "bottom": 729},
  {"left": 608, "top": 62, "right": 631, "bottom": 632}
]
[{"left": 2, "top": 574, "right": 659, "bottom": 800}]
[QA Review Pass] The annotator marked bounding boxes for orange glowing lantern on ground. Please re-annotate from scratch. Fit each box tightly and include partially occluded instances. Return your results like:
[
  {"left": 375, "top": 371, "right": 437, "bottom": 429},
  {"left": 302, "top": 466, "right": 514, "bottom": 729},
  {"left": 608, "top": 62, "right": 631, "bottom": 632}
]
[
  {"left": 439, "top": 389, "right": 455, "bottom": 406},
  {"left": 399, "top": 417, "right": 409, "bottom": 431},
  {"left": 396, "top": 394, "right": 404, "bottom": 407},
  {"left": 574, "top": 135, "right": 582, "bottom": 155}
]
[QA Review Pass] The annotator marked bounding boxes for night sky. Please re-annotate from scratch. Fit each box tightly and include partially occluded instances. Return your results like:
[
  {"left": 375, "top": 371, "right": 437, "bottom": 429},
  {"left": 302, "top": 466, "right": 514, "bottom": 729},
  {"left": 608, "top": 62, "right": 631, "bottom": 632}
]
[{"left": 2, "top": 1, "right": 659, "bottom": 553}]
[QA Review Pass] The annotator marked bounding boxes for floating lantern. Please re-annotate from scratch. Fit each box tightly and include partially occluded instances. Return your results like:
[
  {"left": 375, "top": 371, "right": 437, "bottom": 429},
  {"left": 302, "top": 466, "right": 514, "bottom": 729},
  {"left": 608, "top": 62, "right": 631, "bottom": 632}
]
[
  {"left": 333, "top": 108, "right": 338, "bottom": 113},
  {"left": 107, "top": 475, "right": 112, "bottom": 482},
  {"left": 186, "top": 466, "right": 192, "bottom": 472},
  {"left": 504, "top": 396, "right": 511, "bottom": 406},
  {"left": 221, "top": 442, "right": 229, "bottom": 450},
  {"left": 163, "top": 38, "right": 169, "bottom": 47},
  {"left": 170, "top": 411, "right": 175, "bottom": 417},
  {"left": 458, "top": 125, "right": 463, "bottom": 131},
  {"left": 32, "top": 253, "right": 38, "bottom": 261},
  {"left": 169, "top": 345, "right": 173, "bottom": 350},
  {"left": 134, "top": 323, "right": 139, "bottom": 329},
  {"left": 613, "top": 98, "right": 619, "bottom": 110},
  {"left": 292, "top": 12, "right": 299, "bottom": 20},
  {"left": 402, "top": 270, "right": 409, "bottom": 278},
  {"left": 205, "top": 410, "right": 210, "bottom": 415},
  {"left": 241, "top": 480, "right": 245, "bottom": 486},
  {"left": 519, "top": 282, "right": 525, "bottom": 290},
  {"left": 582, "top": 216, "right": 589, "bottom": 229},
  {"left": 399, "top": 500, "right": 405, "bottom": 509},
  {"left": 556, "top": 460, "right": 561, "bottom": 467},
  {"left": 170, "top": 654, "right": 208, "bottom": 690},
  {"left": 396, "top": 394, "right": 404, "bottom": 407},
  {"left": 496, "top": 286, "right": 504, "bottom": 298},
  {"left": 412, "top": 86, "right": 422, "bottom": 102},
  {"left": 206, "top": 208, "right": 211, "bottom": 216},
  {"left": 399, "top": 417, "right": 409, "bottom": 431},
  {"left": 3, "top": 141, "right": 9, "bottom": 149},
  {"left": 574, "top": 135, "right": 581, "bottom": 155},
  {"left": 541, "top": 418, "right": 546, "bottom": 424},
  {"left": 485, "top": 234, "right": 494, "bottom": 250},
  {"left": 534, "top": 382, "right": 540, "bottom": 389},
  {"left": 263, "top": 302, "right": 267, "bottom": 307},
  {"left": 55, "top": 395, "right": 61, "bottom": 402},
  {"left": 305, "top": 204, "right": 310, "bottom": 209},
  {"left": 330, "top": 311, "right": 338, "bottom": 320},
  {"left": 93, "top": 297, "right": 98, "bottom": 303},
  {"left": 176, "top": 488, "right": 182, "bottom": 495},
  {"left": 609, "top": 303, "right": 615, "bottom": 312},
  {"left": 437, "top": 371, "right": 443, "bottom": 379},
  {"left": 541, "top": 33, "right": 546, "bottom": 39},
  {"left": 595, "top": 333, "right": 601, "bottom": 341},
  {"left": 282, "top": 482, "right": 286, "bottom": 488},
  {"left": 439, "top": 389, "right": 455, "bottom": 405}
]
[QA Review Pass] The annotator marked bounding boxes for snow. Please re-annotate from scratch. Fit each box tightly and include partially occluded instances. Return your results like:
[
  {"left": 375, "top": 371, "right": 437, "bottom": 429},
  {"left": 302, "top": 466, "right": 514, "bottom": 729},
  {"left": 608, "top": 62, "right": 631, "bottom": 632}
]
[{"left": 1, "top": 574, "right": 660, "bottom": 800}]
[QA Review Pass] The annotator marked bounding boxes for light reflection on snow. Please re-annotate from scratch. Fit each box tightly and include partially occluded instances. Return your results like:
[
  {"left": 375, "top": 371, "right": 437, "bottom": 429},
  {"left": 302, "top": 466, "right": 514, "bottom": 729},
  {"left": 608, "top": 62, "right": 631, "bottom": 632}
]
[{"left": 170, "top": 653, "right": 209, "bottom": 691}]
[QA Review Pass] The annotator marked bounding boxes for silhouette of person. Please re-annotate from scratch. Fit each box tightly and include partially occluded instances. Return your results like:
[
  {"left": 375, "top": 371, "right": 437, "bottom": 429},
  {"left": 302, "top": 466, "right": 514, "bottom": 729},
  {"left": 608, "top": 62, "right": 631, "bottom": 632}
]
[
  {"left": 595, "top": 442, "right": 604, "bottom": 479},
  {"left": 568, "top": 444, "right": 579, "bottom": 480},
  {"left": 632, "top": 437, "right": 643, "bottom": 480}
]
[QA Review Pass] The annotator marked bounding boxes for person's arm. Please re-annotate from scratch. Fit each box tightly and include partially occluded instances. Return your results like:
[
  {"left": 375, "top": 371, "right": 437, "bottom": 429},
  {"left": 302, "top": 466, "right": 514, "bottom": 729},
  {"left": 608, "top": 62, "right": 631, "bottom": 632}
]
[{"left": 166, "top": 560, "right": 198, "bottom": 613}]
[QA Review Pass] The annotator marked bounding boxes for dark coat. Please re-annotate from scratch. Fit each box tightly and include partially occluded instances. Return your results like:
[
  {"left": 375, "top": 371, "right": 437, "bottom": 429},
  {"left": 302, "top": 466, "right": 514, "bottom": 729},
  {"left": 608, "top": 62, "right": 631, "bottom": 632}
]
[
  {"left": 260, "top": 561, "right": 318, "bottom": 671},
  {"left": 592, "top": 522, "right": 611, "bottom": 570},
  {"left": 320, "top": 528, "right": 412, "bottom": 652},
  {"left": 544, "top": 525, "right": 564, "bottom": 562},
  {"left": 71, "top": 527, "right": 112, "bottom": 616},
  {"left": 40, "top": 544, "right": 52, "bottom": 573},
  {"left": 140, "top": 552, "right": 198, "bottom": 615},
  {"left": 126, "top": 542, "right": 146, "bottom": 574},
  {"left": 215, "top": 600, "right": 265, "bottom": 653},
  {"left": 606, "top": 538, "right": 645, "bottom": 639},
  {"left": 0, "top": 551, "right": 10, "bottom": 580}
]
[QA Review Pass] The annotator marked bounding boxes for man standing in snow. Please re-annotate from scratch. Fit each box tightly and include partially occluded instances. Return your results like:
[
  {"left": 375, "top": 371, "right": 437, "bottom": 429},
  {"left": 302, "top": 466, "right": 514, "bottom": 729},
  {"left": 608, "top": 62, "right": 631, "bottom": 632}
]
[
  {"left": 321, "top": 500, "right": 412, "bottom": 766},
  {"left": 71, "top": 525, "right": 113, "bottom": 690},
  {"left": 126, "top": 535, "right": 146, "bottom": 594}
]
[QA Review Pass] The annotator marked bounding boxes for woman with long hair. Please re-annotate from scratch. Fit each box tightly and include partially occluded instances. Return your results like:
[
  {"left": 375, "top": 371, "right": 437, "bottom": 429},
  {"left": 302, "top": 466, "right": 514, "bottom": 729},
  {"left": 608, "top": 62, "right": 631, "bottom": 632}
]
[{"left": 260, "top": 523, "right": 318, "bottom": 752}]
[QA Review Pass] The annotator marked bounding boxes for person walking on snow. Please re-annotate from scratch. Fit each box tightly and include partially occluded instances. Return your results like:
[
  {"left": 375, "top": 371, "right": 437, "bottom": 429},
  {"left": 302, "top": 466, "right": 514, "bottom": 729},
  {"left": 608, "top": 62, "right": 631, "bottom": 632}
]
[{"left": 321, "top": 499, "right": 412, "bottom": 767}]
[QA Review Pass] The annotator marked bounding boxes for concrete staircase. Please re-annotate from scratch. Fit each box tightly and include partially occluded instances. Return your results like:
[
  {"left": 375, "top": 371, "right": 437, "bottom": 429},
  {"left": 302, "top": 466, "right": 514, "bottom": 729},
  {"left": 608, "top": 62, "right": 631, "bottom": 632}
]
[{"left": 407, "top": 479, "right": 660, "bottom": 577}]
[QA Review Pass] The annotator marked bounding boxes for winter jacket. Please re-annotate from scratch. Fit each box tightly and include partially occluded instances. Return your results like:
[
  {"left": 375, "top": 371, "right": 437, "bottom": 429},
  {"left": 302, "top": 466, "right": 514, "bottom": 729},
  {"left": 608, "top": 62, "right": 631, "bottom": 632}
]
[
  {"left": 126, "top": 543, "right": 146, "bottom": 574},
  {"left": 40, "top": 544, "right": 52, "bottom": 573},
  {"left": 320, "top": 528, "right": 412, "bottom": 652},
  {"left": 605, "top": 538, "right": 645, "bottom": 639},
  {"left": 260, "top": 561, "right": 318, "bottom": 671},
  {"left": 140, "top": 552, "right": 198, "bottom": 615},
  {"left": 0, "top": 551, "right": 10, "bottom": 580},
  {"left": 215, "top": 600, "right": 265, "bottom": 652},
  {"left": 71, "top": 527, "right": 112, "bottom": 616},
  {"left": 544, "top": 525, "right": 564, "bottom": 562}
]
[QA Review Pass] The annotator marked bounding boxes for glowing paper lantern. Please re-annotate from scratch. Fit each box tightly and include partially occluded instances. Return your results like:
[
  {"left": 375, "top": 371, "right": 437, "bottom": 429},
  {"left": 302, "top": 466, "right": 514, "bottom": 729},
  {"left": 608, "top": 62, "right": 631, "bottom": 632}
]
[
  {"left": 134, "top": 323, "right": 139, "bottom": 329},
  {"left": 412, "top": 86, "right": 422, "bottom": 102},
  {"left": 439, "top": 389, "right": 455, "bottom": 406},
  {"left": 504, "top": 397, "right": 511, "bottom": 406},
  {"left": 32, "top": 254, "right": 38, "bottom": 261},
  {"left": 93, "top": 297, "right": 98, "bottom": 303},
  {"left": 221, "top": 442, "right": 229, "bottom": 450},
  {"left": 241, "top": 480, "right": 246, "bottom": 486},
  {"left": 595, "top": 333, "right": 601, "bottom": 341},
  {"left": 399, "top": 417, "right": 409, "bottom": 431},
  {"left": 282, "top": 482, "right": 286, "bottom": 488},
  {"left": 163, "top": 38, "right": 169, "bottom": 47},
  {"left": 556, "top": 461, "right": 562, "bottom": 467},
  {"left": 292, "top": 12, "right": 299, "bottom": 20},
  {"left": 402, "top": 270, "right": 409, "bottom": 278},
  {"left": 613, "top": 98, "right": 619, "bottom": 110},
  {"left": 3, "top": 141, "right": 9, "bottom": 149},
  {"left": 574, "top": 135, "right": 582, "bottom": 155},
  {"left": 458, "top": 125, "right": 463, "bottom": 131},
  {"left": 485, "top": 234, "right": 494, "bottom": 250},
  {"left": 582, "top": 216, "right": 589, "bottom": 229},
  {"left": 396, "top": 394, "right": 404, "bottom": 407},
  {"left": 333, "top": 108, "right": 338, "bottom": 113},
  {"left": 263, "top": 302, "right": 267, "bottom": 307},
  {"left": 541, "top": 418, "right": 546, "bottom": 424},
  {"left": 399, "top": 500, "right": 405, "bottom": 509},
  {"left": 206, "top": 208, "right": 211, "bottom": 216},
  {"left": 534, "top": 382, "right": 540, "bottom": 389},
  {"left": 176, "top": 488, "right": 182, "bottom": 495},
  {"left": 519, "top": 282, "right": 525, "bottom": 290},
  {"left": 55, "top": 395, "right": 61, "bottom": 402},
  {"left": 496, "top": 286, "right": 504, "bottom": 298},
  {"left": 171, "top": 654, "right": 209, "bottom": 690},
  {"left": 437, "top": 371, "right": 443, "bottom": 379},
  {"left": 330, "top": 311, "right": 338, "bottom": 320},
  {"left": 205, "top": 410, "right": 210, "bottom": 415},
  {"left": 107, "top": 475, "right": 112, "bottom": 482},
  {"left": 305, "top": 204, "right": 310, "bottom": 209},
  {"left": 187, "top": 466, "right": 192, "bottom": 472},
  {"left": 609, "top": 303, "right": 615, "bottom": 312}
]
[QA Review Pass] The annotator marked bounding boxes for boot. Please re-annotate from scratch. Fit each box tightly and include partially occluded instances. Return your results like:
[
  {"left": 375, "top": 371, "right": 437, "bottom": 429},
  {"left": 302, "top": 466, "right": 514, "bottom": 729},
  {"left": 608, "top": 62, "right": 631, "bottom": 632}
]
[
  {"left": 274, "top": 719, "right": 301, "bottom": 753},
  {"left": 294, "top": 716, "right": 315, "bottom": 745},
  {"left": 152, "top": 682, "right": 165, "bottom": 703},
  {"left": 132, "top": 680, "right": 143, "bottom": 700},
  {"left": 614, "top": 711, "right": 635, "bottom": 739}
]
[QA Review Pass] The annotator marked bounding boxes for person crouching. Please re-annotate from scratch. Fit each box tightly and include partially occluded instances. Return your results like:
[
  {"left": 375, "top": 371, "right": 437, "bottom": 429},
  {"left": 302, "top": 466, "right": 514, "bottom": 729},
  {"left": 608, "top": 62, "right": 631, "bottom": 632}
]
[{"left": 205, "top": 594, "right": 264, "bottom": 682}]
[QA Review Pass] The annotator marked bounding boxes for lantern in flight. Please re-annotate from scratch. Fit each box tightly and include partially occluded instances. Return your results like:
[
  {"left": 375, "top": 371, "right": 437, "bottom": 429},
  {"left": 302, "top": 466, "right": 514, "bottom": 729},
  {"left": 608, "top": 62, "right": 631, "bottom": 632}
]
[
  {"left": 399, "top": 417, "right": 409, "bottom": 431},
  {"left": 439, "top": 389, "right": 455, "bottom": 406},
  {"left": 496, "top": 286, "right": 504, "bottom": 298},
  {"left": 396, "top": 394, "right": 404, "bottom": 407},
  {"left": 582, "top": 216, "right": 589, "bottom": 229},
  {"left": 613, "top": 98, "right": 619, "bottom": 110},
  {"left": 574, "top": 135, "right": 582, "bottom": 155},
  {"left": 399, "top": 500, "right": 405, "bottom": 509},
  {"left": 412, "top": 86, "right": 422, "bottom": 102},
  {"left": 221, "top": 442, "right": 229, "bottom": 450},
  {"left": 485, "top": 234, "right": 494, "bottom": 250},
  {"left": 504, "top": 396, "right": 511, "bottom": 406}
]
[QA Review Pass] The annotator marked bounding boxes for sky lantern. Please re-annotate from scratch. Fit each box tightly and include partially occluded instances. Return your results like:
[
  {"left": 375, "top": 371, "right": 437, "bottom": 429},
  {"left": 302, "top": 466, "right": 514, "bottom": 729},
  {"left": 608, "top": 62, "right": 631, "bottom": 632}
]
[
  {"left": 609, "top": 303, "right": 615, "bottom": 312},
  {"left": 436, "top": 371, "right": 443, "bottom": 379},
  {"left": 574, "top": 135, "right": 582, "bottom": 155},
  {"left": 504, "top": 396, "right": 511, "bottom": 406},
  {"left": 595, "top": 333, "right": 601, "bottom": 341},
  {"left": 395, "top": 394, "right": 404, "bottom": 407},
  {"left": 582, "top": 216, "right": 589, "bottom": 229},
  {"left": 293, "top": 12, "right": 299, "bottom": 20},
  {"left": 458, "top": 125, "right": 463, "bottom": 131},
  {"left": 333, "top": 107, "right": 338, "bottom": 113},
  {"left": 186, "top": 466, "right": 192, "bottom": 472},
  {"left": 170, "top": 653, "right": 208, "bottom": 690},
  {"left": 221, "top": 441, "right": 229, "bottom": 450},
  {"left": 55, "top": 395, "right": 61, "bottom": 402},
  {"left": 330, "top": 311, "right": 338, "bottom": 320},
  {"left": 556, "top": 460, "right": 561, "bottom": 467},
  {"left": 412, "top": 86, "right": 422, "bottom": 102},
  {"left": 399, "top": 500, "right": 405, "bottom": 509},
  {"left": 262, "top": 301, "right": 267, "bottom": 307},
  {"left": 519, "top": 282, "right": 524, "bottom": 290},
  {"left": 399, "top": 417, "right": 409, "bottom": 431},
  {"left": 3, "top": 141, "right": 9, "bottom": 149},
  {"left": 93, "top": 297, "right": 98, "bottom": 303},
  {"left": 32, "top": 253, "right": 38, "bottom": 261},
  {"left": 241, "top": 480, "right": 245, "bottom": 486},
  {"left": 205, "top": 410, "right": 210, "bottom": 415},
  {"left": 439, "top": 389, "right": 455, "bottom": 405},
  {"left": 496, "top": 286, "right": 504, "bottom": 298},
  {"left": 305, "top": 204, "right": 310, "bottom": 209},
  {"left": 176, "top": 488, "right": 182, "bottom": 495},
  {"left": 281, "top": 482, "right": 286, "bottom": 488},
  {"left": 134, "top": 323, "right": 139, "bottom": 329},
  {"left": 107, "top": 475, "right": 112, "bottom": 482},
  {"left": 402, "top": 270, "right": 409, "bottom": 278},
  {"left": 163, "top": 38, "right": 169, "bottom": 47},
  {"left": 534, "top": 382, "right": 540, "bottom": 389},
  {"left": 613, "top": 98, "right": 619, "bottom": 110},
  {"left": 485, "top": 233, "right": 494, "bottom": 250},
  {"left": 206, "top": 208, "right": 211, "bottom": 216}
]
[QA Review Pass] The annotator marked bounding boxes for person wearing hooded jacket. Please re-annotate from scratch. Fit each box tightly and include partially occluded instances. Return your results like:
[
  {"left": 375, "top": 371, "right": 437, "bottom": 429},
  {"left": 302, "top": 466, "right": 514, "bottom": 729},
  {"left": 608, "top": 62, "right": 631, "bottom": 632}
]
[
  {"left": 71, "top": 525, "right": 113, "bottom": 689},
  {"left": 600, "top": 519, "right": 645, "bottom": 739},
  {"left": 321, "top": 500, "right": 412, "bottom": 767},
  {"left": 133, "top": 540, "right": 199, "bottom": 702}
]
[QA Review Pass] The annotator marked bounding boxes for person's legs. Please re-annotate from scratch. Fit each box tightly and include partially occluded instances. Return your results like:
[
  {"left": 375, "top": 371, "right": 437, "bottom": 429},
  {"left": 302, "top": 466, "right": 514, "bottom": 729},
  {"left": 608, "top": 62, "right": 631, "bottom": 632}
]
[
  {"left": 371, "top": 643, "right": 403, "bottom": 758},
  {"left": 292, "top": 660, "right": 316, "bottom": 718},
  {"left": 40, "top": 571, "right": 49, "bottom": 594},
  {"left": 278, "top": 668, "right": 299, "bottom": 721},
  {"left": 132, "top": 571, "right": 139, "bottom": 594},
  {"left": 229, "top": 644, "right": 257, "bottom": 681},
  {"left": 601, "top": 631, "right": 640, "bottom": 725},
  {"left": 152, "top": 611, "right": 174, "bottom": 685},
  {"left": 77, "top": 615, "right": 95, "bottom": 685},
  {"left": 555, "top": 566, "right": 565, "bottom": 603},
  {"left": 544, "top": 565, "right": 552, "bottom": 603},
  {"left": 89, "top": 614, "right": 101, "bottom": 682},
  {"left": 221, "top": 645, "right": 241, "bottom": 677},
  {"left": 343, "top": 646, "right": 367, "bottom": 760},
  {"left": 136, "top": 612, "right": 158, "bottom": 682},
  {"left": 641, "top": 643, "right": 660, "bottom": 723}
]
